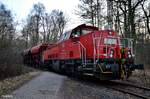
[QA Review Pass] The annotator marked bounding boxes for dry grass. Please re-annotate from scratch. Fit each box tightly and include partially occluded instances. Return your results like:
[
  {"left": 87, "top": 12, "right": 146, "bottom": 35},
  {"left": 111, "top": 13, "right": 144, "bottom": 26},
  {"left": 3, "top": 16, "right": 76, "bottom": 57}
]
[
  {"left": 0, "top": 71, "right": 40, "bottom": 97},
  {"left": 128, "top": 69, "right": 150, "bottom": 87}
]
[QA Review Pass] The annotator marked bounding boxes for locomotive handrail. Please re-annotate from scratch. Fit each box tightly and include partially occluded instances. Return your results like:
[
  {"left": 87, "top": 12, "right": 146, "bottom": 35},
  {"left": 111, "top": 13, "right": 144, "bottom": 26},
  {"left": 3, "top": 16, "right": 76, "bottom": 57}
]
[
  {"left": 93, "top": 34, "right": 104, "bottom": 64},
  {"left": 97, "top": 36, "right": 101, "bottom": 60},
  {"left": 93, "top": 36, "right": 108, "bottom": 60},
  {"left": 77, "top": 41, "right": 87, "bottom": 66},
  {"left": 93, "top": 34, "right": 96, "bottom": 65}
]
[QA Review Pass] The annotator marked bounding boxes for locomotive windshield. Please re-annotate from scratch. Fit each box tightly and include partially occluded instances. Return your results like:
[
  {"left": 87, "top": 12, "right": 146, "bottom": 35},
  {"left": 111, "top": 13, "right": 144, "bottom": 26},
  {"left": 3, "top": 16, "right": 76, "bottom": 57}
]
[
  {"left": 58, "top": 31, "right": 71, "bottom": 42},
  {"left": 104, "top": 38, "right": 117, "bottom": 45}
]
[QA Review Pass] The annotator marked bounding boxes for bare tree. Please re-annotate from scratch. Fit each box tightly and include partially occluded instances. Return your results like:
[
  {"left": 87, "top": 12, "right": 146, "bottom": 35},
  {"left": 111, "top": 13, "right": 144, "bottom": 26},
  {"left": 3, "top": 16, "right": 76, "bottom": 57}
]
[
  {"left": 21, "top": 3, "right": 68, "bottom": 45},
  {"left": 141, "top": 0, "right": 150, "bottom": 35},
  {"left": 24, "top": 2, "right": 46, "bottom": 46},
  {"left": 48, "top": 10, "right": 68, "bottom": 42},
  {"left": 0, "top": 3, "right": 15, "bottom": 46},
  {"left": 76, "top": 0, "right": 96, "bottom": 26}
]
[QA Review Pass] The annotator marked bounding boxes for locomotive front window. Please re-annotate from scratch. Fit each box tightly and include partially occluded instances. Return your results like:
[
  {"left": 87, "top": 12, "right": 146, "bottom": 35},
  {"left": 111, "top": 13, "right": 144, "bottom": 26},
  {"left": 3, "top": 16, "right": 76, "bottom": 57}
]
[{"left": 104, "top": 38, "right": 117, "bottom": 45}]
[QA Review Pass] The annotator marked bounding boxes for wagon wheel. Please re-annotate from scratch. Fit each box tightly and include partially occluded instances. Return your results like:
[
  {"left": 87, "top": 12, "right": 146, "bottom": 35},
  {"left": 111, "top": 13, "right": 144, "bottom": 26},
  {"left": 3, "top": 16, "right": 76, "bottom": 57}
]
[{"left": 76, "top": 65, "right": 83, "bottom": 78}]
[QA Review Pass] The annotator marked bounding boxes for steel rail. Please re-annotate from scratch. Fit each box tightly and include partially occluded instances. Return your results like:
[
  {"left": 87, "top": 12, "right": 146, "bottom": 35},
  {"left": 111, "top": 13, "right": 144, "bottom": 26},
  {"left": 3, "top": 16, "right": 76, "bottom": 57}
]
[
  {"left": 106, "top": 81, "right": 150, "bottom": 99},
  {"left": 107, "top": 86, "right": 150, "bottom": 99},
  {"left": 109, "top": 81, "right": 150, "bottom": 91}
]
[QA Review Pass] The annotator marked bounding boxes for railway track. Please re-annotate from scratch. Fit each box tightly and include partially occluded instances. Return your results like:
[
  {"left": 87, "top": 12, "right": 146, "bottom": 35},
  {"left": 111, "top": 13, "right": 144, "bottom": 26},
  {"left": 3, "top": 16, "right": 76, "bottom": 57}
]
[
  {"left": 69, "top": 77, "right": 150, "bottom": 98},
  {"left": 106, "top": 81, "right": 150, "bottom": 99}
]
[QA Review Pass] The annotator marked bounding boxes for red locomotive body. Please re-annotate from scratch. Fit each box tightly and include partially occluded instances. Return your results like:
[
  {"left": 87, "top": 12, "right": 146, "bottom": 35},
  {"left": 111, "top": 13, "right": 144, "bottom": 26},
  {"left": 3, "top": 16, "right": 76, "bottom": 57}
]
[
  {"left": 44, "top": 28, "right": 121, "bottom": 60},
  {"left": 23, "top": 24, "right": 143, "bottom": 80}
]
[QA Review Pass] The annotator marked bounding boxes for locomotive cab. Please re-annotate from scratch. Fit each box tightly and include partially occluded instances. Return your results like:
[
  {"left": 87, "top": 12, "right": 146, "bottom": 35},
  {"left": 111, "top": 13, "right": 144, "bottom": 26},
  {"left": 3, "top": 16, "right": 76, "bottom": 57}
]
[{"left": 70, "top": 24, "right": 99, "bottom": 38}]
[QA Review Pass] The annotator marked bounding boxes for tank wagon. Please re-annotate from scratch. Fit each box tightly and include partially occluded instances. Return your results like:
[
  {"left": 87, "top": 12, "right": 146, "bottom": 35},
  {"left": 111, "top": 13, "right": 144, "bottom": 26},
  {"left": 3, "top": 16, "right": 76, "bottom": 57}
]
[
  {"left": 23, "top": 43, "right": 49, "bottom": 67},
  {"left": 23, "top": 24, "right": 143, "bottom": 80}
]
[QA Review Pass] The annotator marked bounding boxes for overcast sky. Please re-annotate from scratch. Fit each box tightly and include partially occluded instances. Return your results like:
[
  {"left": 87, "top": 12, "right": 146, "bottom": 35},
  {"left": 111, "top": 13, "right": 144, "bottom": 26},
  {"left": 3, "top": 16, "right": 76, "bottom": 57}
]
[{"left": 1, "top": 0, "right": 84, "bottom": 30}]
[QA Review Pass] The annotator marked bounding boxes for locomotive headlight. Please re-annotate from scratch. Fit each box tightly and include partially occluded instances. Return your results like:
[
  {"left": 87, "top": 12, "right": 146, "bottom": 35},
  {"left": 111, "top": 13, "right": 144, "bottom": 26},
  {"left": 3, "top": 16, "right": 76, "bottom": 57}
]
[
  {"left": 128, "top": 51, "right": 130, "bottom": 55},
  {"left": 110, "top": 54, "right": 113, "bottom": 58},
  {"left": 106, "top": 64, "right": 111, "bottom": 70},
  {"left": 128, "top": 51, "right": 132, "bottom": 58},
  {"left": 128, "top": 54, "right": 131, "bottom": 58},
  {"left": 110, "top": 50, "right": 113, "bottom": 54},
  {"left": 110, "top": 50, "right": 114, "bottom": 58}
]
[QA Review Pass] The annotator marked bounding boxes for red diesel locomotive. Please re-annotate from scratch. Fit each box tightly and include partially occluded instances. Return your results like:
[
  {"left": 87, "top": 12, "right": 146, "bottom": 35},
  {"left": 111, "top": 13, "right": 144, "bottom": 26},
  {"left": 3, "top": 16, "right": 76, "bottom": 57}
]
[{"left": 23, "top": 24, "right": 143, "bottom": 80}]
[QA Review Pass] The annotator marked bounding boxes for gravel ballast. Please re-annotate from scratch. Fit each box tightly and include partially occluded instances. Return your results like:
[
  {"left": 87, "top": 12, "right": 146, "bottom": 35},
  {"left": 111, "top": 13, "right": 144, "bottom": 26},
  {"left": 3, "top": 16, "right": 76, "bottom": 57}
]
[{"left": 56, "top": 78, "right": 137, "bottom": 99}]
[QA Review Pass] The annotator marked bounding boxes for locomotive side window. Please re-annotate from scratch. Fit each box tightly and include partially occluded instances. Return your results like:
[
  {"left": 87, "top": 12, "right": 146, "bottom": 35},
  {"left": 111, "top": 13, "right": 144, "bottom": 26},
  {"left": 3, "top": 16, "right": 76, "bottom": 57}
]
[
  {"left": 70, "top": 26, "right": 96, "bottom": 37},
  {"left": 82, "top": 28, "right": 93, "bottom": 35},
  {"left": 71, "top": 29, "right": 81, "bottom": 38},
  {"left": 76, "top": 29, "right": 81, "bottom": 37}
]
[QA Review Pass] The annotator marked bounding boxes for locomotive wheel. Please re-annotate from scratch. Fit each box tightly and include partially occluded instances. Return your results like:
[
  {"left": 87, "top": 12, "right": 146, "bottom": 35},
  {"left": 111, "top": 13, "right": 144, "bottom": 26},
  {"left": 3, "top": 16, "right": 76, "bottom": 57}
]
[{"left": 74, "top": 65, "right": 83, "bottom": 78}]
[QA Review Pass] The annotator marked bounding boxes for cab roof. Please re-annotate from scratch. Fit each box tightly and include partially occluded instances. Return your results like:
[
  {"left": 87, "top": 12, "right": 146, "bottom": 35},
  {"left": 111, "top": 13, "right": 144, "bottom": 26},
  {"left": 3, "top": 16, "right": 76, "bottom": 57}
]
[
  {"left": 58, "top": 24, "right": 99, "bottom": 43},
  {"left": 73, "top": 24, "right": 99, "bottom": 31}
]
